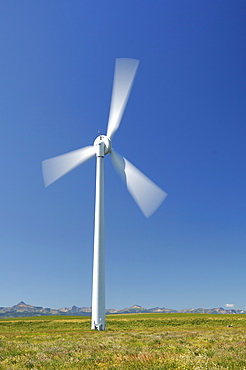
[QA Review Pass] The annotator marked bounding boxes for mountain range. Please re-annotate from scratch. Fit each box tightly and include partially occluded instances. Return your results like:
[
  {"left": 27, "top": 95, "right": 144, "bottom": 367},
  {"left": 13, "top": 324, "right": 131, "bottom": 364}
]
[{"left": 0, "top": 302, "right": 245, "bottom": 318}]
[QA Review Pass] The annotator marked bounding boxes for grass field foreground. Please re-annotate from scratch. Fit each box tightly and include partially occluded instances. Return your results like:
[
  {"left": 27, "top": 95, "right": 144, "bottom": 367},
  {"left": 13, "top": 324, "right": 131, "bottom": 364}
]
[{"left": 0, "top": 313, "right": 246, "bottom": 369}]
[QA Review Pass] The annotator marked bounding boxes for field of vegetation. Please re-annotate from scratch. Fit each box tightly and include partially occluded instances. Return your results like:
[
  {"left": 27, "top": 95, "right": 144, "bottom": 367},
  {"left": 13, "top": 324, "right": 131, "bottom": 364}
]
[{"left": 0, "top": 313, "right": 245, "bottom": 369}]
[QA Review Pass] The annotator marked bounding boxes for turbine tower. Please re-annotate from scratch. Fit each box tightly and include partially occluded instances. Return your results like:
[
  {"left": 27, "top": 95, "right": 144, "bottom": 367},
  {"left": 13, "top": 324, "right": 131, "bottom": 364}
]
[{"left": 42, "top": 58, "right": 167, "bottom": 330}]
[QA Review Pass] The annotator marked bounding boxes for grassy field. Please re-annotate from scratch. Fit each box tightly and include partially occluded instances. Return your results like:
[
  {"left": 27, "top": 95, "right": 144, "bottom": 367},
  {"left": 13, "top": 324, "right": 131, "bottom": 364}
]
[{"left": 0, "top": 313, "right": 246, "bottom": 369}]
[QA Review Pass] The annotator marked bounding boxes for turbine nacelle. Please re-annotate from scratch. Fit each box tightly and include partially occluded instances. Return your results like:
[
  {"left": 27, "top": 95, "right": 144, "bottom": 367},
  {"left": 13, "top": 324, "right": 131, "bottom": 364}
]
[{"left": 93, "top": 135, "right": 112, "bottom": 156}]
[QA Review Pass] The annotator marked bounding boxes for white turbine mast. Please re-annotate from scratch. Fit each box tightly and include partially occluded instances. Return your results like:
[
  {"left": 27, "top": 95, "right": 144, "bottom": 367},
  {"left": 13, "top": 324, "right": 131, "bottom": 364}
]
[{"left": 42, "top": 58, "right": 167, "bottom": 330}]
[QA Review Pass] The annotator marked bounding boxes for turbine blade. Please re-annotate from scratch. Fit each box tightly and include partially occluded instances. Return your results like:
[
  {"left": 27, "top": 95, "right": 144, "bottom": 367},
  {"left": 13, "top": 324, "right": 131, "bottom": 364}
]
[
  {"left": 106, "top": 58, "right": 139, "bottom": 139},
  {"left": 42, "top": 145, "right": 95, "bottom": 187},
  {"left": 110, "top": 149, "right": 167, "bottom": 217}
]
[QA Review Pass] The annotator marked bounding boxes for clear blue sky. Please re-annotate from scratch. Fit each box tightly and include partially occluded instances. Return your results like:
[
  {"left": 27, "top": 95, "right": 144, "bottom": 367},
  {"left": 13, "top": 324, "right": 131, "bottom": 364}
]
[{"left": 1, "top": 0, "right": 245, "bottom": 311}]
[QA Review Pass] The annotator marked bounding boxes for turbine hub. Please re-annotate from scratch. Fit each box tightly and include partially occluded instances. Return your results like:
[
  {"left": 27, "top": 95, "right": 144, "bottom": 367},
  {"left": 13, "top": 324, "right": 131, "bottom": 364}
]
[{"left": 94, "top": 135, "right": 112, "bottom": 156}]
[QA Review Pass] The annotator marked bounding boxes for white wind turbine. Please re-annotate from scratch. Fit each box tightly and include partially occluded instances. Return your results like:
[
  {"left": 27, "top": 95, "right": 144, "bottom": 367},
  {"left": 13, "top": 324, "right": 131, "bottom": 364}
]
[{"left": 42, "top": 58, "right": 167, "bottom": 330}]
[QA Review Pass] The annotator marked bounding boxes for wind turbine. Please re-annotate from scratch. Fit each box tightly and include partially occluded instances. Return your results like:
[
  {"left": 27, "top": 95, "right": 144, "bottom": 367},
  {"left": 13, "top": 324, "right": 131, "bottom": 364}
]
[{"left": 42, "top": 58, "right": 167, "bottom": 330}]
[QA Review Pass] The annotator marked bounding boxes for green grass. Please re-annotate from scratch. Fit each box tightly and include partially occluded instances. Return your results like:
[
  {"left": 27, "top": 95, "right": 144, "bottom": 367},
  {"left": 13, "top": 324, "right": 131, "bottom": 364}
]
[{"left": 0, "top": 313, "right": 246, "bottom": 369}]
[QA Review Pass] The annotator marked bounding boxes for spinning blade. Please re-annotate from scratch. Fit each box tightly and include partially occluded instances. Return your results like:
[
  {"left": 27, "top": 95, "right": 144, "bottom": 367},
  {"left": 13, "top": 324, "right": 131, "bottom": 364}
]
[
  {"left": 106, "top": 58, "right": 139, "bottom": 139},
  {"left": 42, "top": 146, "right": 95, "bottom": 187},
  {"left": 110, "top": 149, "right": 167, "bottom": 218}
]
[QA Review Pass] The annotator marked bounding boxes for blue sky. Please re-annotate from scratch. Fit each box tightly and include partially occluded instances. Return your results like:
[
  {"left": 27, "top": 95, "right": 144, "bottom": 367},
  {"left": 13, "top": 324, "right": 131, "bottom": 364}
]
[{"left": 1, "top": 1, "right": 246, "bottom": 311}]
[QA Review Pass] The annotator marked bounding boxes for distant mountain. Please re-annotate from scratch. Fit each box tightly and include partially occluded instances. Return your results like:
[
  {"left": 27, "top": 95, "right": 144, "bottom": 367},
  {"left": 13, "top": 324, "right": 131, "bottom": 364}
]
[
  {"left": 113, "top": 305, "right": 177, "bottom": 314},
  {"left": 0, "top": 302, "right": 245, "bottom": 318},
  {"left": 179, "top": 307, "right": 246, "bottom": 314},
  {"left": 0, "top": 302, "right": 92, "bottom": 318}
]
